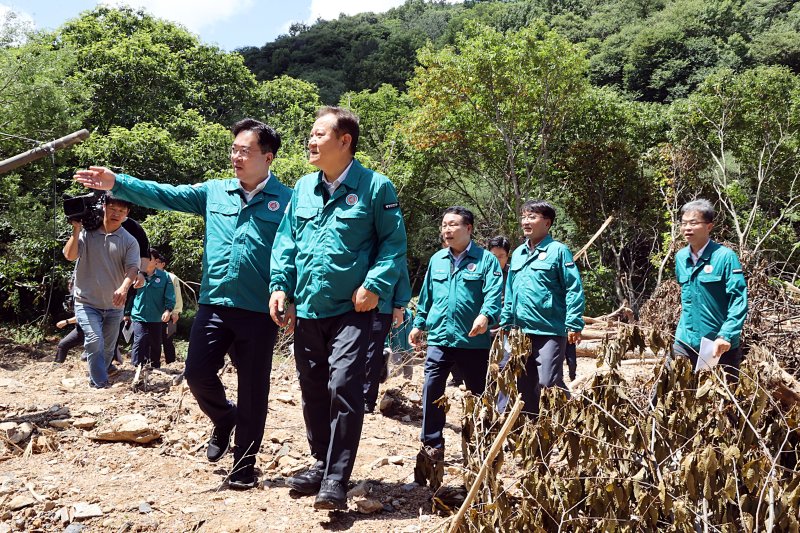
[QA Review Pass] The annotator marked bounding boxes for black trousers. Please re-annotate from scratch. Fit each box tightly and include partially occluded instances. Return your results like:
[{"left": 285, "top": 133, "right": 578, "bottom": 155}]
[
  {"left": 294, "top": 309, "right": 372, "bottom": 484},
  {"left": 56, "top": 325, "right": 84, "bottom": 362},
  {"left": 132, "top": 322, "right": 163, "bottom": 368},
  {"left": 162, "top": 322, "right": 176, "bottom": 363},
  {"left": 363, "top": 312, "right": 393, "bottom": 408},
  {"left": 421, "top": 345, "right": 489, "bottom": 448},
  {"left": 184, "top": 304, "right": 278, "bottom": 472}
]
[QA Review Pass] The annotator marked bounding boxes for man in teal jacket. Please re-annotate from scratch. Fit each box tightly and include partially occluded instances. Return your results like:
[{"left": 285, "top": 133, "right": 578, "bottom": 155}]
[
  {"left": 126, "top": 248, "right": 175, "bottom": 369},
  {"left": 673, "top": 199, "right": 747, "bottom": 377},
  {"left": 74, "top": 119, "right": 291, "bottom": 490},
  {"left": 269, "top": 107, "right": 407, "bottom": 509},
  {"left": 409, "top": 206, "right": 503, "bottom": 481},
  {"left": 500, "top": 200, "right": 585, "bottom": 415}
]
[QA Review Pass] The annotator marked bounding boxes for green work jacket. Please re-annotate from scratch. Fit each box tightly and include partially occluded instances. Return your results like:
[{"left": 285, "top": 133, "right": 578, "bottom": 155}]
[
  {"left": 113, "top": 173, "right": 291, "bottom": 314},
  {"left": 125, "top": 269, "right": 175, "bottom": 323},
  {"left": 377, "top": 262, "right": 412, "bottom": 315},
  {"left": 500, "top": 235, "right": 585, "bottom": 336},
  {"left": 675, "top": 240, "right": 748, "bottom": 349},
  {"left": 413, "top": 243, "right": 504, "bottom": 349},
  {"left": 269, "top": 160, "right": 407, "bottom": 319}
]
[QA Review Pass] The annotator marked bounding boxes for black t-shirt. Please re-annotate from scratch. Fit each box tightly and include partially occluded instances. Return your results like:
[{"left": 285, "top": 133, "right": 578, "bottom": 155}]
[{"left": 121, "top": 218, "right": 149, "bottom": 259}]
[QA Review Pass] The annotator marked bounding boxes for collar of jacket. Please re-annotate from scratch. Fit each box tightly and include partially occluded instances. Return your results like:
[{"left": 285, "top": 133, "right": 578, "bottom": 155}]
[
  {"left": 682, "top": 239, "right": 720, "bottom": 266},
  {"left": 313, "top": 159, "right": 365, "bottom": 194},
  {"left": 223, "top": 173, "right": 282, "bottom": 199},
  {"left": 523, "top": 234, "right": 554, "bottom": 255}
]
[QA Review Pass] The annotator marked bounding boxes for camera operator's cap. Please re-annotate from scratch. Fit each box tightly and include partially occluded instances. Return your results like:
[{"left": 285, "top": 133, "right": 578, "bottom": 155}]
[{"left": 103, "top": 191, "right": 132, "bottom": 208}]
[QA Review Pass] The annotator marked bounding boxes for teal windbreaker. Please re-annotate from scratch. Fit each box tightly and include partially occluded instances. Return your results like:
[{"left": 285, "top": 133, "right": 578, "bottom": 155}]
[
  {"left": 125, "top": 269, "right": 175, "bottom": 323},
  {"left": 413, "top": 243, "right": 504, "bottom": 349},
  {"left": 377, "top": 262, "right": 412, "bottom": 315},
  {"left": 269, "top": 160, "right": 407, "bottom": 319},
  {"left": 113, "top": 173, "right": 291, "bottom": 314},
  {"left": 674, "top": 240, "right": 748, "bottom": 349},
  {"left": 500, "top": 235, "right": 585, "bottom": 336}
]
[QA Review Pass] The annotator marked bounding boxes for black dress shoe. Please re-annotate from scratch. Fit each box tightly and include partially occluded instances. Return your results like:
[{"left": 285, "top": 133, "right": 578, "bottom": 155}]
[
  {"left": 286, "top": 461, "right": 325, "bottom": 494},
  {"left": 228, "top": 470, "right": 258, "bottom": 490},
  {"left": 206, "top": 423, "right": 235, "bottom": 463},
  {"left": 314, "top": 479, "right": 347, "bottom": 510}
]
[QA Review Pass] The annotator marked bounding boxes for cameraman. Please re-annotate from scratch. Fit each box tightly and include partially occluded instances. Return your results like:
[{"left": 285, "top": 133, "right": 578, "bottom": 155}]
[{"left": 63, "top": 192, "right": 140, "bottom": 388}]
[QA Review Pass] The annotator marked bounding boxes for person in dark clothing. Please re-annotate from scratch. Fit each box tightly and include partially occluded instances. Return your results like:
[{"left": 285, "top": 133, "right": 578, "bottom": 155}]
[{"left": 54, "top": 317, "right": 84, "bottom": 363}]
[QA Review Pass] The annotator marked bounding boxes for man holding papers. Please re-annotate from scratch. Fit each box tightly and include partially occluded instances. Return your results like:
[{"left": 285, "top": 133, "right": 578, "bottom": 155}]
[{"left": 673, "top": 199, "right": 748, "bottom": 377}]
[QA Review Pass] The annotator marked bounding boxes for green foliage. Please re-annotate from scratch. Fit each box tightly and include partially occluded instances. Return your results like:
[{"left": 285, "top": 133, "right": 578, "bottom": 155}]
[
  {"left": 59, "top": 6, "right": 258, "bottom": 131},
  {"left": 140, "top": 210, "right": 204, "bottom": 285},
  {"left": 670, "top": 65, "right": 800, "bottom": 259},
  {"left": 407, "top": 21, "right": 589, "bottom": 236}
]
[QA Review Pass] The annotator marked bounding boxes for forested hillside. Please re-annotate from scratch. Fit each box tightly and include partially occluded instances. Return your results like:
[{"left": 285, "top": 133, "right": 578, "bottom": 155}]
[
  {"left": 0, "top": 1, "right": 798, "bottom": 327},
  {"left": 240, "top": 0, "right": 800, "bottom": 103}
]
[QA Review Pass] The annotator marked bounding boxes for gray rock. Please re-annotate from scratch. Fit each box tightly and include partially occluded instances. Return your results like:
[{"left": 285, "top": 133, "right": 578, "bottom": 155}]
[
  {"left": 8, "top": 494, "right": 36, "bottom": 510},
  {"left": 346, "top": 480, "right": 370, "bottom": 498},
  {"left": 355, "top": 498, "right": 383, "bottom": 514},
  {"left": 64, "top": 525, "right": 85, "bottom": 533},
  {"left": 71, "top": 503, "right": 102, "bottom": 520},
  {"left": 71, "top": 418, "right": 96, "bottom": 430},
  {"left": 89, "top": 414, "right": 160, "bottom": 444},
  {"left": 138, "top": 502, "right": 152, "bottom": 514}
]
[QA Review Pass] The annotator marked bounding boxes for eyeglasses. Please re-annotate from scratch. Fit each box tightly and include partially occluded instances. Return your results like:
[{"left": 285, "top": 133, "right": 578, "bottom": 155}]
[
  {"left": 230, "top": 145, "right": 258, "bottom": 158},
  {"left": 521, "top": 214, "right": 544, "bottom": 222},
  {"left": 679, "top": 220, "right": 708, "bottom": 228}
]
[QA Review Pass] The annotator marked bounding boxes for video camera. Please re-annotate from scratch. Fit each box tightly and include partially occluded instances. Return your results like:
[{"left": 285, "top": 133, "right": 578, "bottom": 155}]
[{"left": 63, "top": 190, "right": 104, "bottom": 231}]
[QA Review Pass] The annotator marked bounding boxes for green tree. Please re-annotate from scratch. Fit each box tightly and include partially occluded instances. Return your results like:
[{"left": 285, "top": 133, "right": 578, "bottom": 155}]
[
  {"left": 406, "top": 22, "right": 589, "bottom": 236},
  {"left": 670, "top": 66, "right": 800, "bottom": 261}
]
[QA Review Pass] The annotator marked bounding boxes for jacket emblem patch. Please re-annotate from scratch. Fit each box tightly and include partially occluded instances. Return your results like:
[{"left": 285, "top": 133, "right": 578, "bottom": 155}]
[
  {"left": 268, "top": 200, "right": 280, "bottom": 211},
  {"left": 346, "top": 194, "right": 358, "bottom": 206}
]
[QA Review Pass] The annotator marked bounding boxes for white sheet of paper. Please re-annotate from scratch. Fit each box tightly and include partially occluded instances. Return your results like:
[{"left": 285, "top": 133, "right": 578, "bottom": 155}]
[{"left": 695, "top": 337, "right": 718, "bottom": 373}]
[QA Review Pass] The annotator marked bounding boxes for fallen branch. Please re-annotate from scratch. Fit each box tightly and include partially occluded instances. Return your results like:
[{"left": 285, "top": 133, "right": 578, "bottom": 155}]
[
  {"left": 573, "top": 215, "right": 614, "bottom": 262},
  {"left": 447, "top": 397, "right": 524, "bottom": 533}
]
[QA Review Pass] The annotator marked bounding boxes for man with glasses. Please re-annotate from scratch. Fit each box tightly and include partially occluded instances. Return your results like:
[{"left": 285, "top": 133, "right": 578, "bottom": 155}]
[
  {"left": 672, "top": 199, "right": 747, "bottom": 377},
  {"left": 500, "top": 200, "right": 585, "bottom": 416},
  {"left": 409, "top": 206, "right": 504, "bottom": 487},
  {"left": 73, "top": 118, "right": 291, "bottom": 490}
]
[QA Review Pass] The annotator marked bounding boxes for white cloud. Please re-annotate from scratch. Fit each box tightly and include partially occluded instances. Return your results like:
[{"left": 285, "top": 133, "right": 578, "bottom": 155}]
[
  {"left": 307, "top": 0, "right": 406, "bottom": 23},
  {"left": 101, "top": 0, "right": 255, "bottom": 33},
  {"left": 0, "top": 3, "right": 35, "bottom": 44}
]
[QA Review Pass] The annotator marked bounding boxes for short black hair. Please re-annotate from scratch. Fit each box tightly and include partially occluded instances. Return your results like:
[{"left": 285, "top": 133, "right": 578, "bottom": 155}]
[
  {"left": 231, "top": 118, "right": 281, "bottom": 156},
  {"left": 103, "top": 191, "right": 132, "bottom": 209},
  {"left": 317, "top": 106, "right": 359, "bottom": 155},
  {"left": 148, "top": 248, "right": 165, "bottom": 262},
  {"left": 521, "top": 200, "right": 556, "bottom": 222},
  {"left": 487, "top": 235, "right": 510, "bottom": 253},
  {"left": 443, "top": 206, "right": 474, "bottom": 227}
]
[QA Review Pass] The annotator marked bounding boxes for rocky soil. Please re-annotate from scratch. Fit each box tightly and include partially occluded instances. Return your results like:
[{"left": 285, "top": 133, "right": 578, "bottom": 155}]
[{"left": 0, "top": 335, "right": 644, "bottom": 532}]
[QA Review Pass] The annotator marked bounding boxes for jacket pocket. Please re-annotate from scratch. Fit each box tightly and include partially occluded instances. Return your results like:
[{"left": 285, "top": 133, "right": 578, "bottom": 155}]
[{"left": 208, "top": 202, "right": 238, "bottom": 216}]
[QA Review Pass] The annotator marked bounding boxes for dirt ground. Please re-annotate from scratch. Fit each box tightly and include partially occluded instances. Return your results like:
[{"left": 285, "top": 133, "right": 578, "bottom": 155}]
[{"left": 0, "top": 335, "right": 655, "bottom": 533}]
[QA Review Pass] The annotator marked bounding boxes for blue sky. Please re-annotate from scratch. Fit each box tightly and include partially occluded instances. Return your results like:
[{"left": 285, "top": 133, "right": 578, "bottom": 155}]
[{"left": 1, "top": 0, "right": 412, "bottom": 50}]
